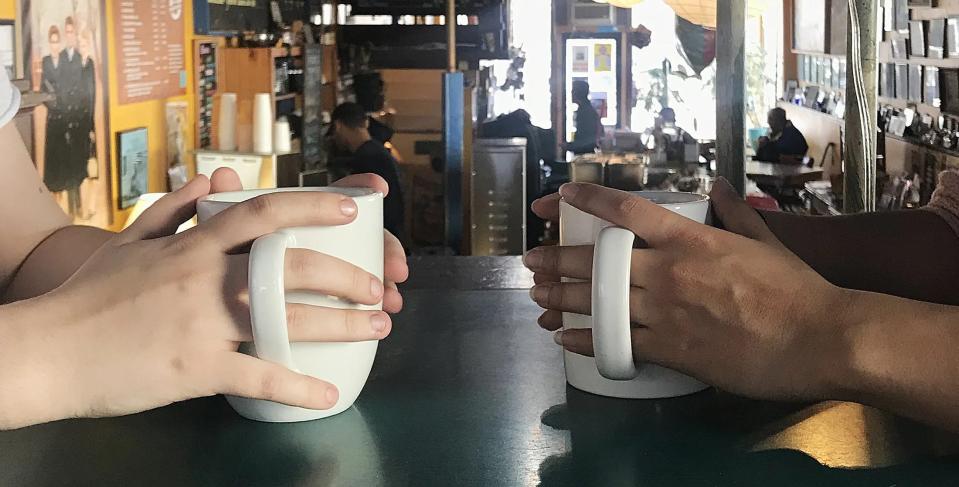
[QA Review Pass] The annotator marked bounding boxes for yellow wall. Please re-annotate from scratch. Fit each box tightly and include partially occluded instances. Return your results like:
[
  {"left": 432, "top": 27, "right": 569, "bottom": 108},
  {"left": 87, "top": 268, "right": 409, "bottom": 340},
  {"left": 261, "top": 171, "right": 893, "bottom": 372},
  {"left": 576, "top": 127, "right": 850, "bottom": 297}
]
[{"left": 2, "top": 0, "right": 204, "bottom": 230}]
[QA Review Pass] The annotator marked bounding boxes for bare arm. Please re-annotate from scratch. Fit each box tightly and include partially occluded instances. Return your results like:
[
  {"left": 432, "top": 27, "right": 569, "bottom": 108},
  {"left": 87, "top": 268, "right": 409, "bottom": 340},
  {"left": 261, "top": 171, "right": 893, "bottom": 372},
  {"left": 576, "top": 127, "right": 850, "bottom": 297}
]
[
  {"left": 0, "top": 121, "right": 76, "bottom": 300},
  {"left": 757, "top": 210, "right": 959, "bottom": 305},
  {"left": 839, "top": 290, "right": 959, "bottom": 431}
]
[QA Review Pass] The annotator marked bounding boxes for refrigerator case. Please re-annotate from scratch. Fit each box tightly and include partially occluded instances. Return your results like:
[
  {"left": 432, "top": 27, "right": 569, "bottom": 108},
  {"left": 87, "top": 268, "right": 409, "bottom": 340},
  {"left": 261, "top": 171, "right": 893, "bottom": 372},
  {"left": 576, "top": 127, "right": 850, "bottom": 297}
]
[{"left": 470, "top": 138, "right": 527, "bottom": 256}]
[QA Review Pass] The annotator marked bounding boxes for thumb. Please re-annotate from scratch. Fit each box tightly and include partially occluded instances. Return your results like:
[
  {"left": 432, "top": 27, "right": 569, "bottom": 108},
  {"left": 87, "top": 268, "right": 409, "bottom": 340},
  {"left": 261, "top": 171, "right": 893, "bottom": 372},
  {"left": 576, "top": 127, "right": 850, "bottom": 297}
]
[
  {"left": 710, "top": 178, "right": 784, "bottom": 248},
  {"left": 117, "top": 176, "right": 212, "bottom": 244}
]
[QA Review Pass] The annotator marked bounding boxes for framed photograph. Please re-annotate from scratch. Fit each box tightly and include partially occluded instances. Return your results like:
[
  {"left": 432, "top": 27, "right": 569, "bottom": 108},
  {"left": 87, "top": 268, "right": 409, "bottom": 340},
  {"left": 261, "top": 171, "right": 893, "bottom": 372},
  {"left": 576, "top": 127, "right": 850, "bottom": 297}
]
[
  {"left": 894, "top": 0, "right": 909, "bottom": 33},
  {"left": 895, "top": 63, "right": 908, "bottom": 100},
  {"left": 929, "top": 19, "right": 945, "bottom": 59},
  {"left": 883, "top": 0, "right": 893, "bottom": 32},
  {"left": 117, "top": 127, "right": 148, "bottom": 210},
  {"left": 925, "top": 66, "right": 941, "bottom": 107},
  {"left": 891, "top": 37, "right": 908, "bottom": 60},
  {"left": 910, "top": 21, "right": 926, "bottom": 58},
  {"left": 839, "top": 59, "right": 847, "bottom": 90},
  {"left": 0, "top": 21, "right": 14, "bottom": 80},
  {"left": 880, "top": 63, "right": 889, "bottom": 97},
  {"left": 18, "top": 0, "right": 113, "bottom": 226},
  {"left": 941, "top": 69, "right": 959, "bottom": 116},
  {"left": 832, "top": 58, "right": 841, "bottom": 88},
  {"left": 908, "top": 64, "right": 923, "bottom": 101},
  {"left": 949, "top": 18, "right": 959, "bottom": 58}
]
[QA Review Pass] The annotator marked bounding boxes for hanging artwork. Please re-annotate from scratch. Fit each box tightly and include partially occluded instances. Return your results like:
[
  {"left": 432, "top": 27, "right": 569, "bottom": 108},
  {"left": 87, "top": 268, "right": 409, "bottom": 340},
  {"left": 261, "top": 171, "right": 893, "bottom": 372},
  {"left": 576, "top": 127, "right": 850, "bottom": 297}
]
[
  {"left": 594, "top": 43, "right": 612, "bottom": 72},
  {"left": 117, "top": 127, "right": 148, "bottom": 210},
  {"left": 165, "top": 101, "right": 189, "bottom": 191},
  {"left": 19, "top": 0, "right": 112, "bottom": 226},
  {"left": 571, "top": 46, "right": 588, "bottom": 73}
]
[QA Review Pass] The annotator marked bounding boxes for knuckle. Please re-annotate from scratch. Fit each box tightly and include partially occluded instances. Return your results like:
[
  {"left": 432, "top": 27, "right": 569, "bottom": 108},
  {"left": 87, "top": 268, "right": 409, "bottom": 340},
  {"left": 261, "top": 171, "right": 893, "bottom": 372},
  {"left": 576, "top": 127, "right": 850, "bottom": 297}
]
[
  {"left": 350, "top": 265, "right": 366, "bottom": 296},
  {"left": 285, "top": 305, "right": 302, "bottom": 330},
  {"left": 246, "top": 195, "right": 276, "bottom": 219},
  {"left": 287, "top": 250, "right": 312, "bottom": 278},
  {"left": 341, "top": 310, "right": 359, "bottom": 337},
  {"left": 256, "top": 371, "right": 282, "bottom": 400},
  {"left": 616, "top": 195, "right": 643, "bottom": 219}
]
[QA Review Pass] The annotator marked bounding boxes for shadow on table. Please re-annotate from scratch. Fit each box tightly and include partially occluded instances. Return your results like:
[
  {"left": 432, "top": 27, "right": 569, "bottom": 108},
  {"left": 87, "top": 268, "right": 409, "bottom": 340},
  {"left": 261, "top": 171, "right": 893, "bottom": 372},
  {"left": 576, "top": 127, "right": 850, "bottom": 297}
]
[
  {"left": 536, "top": 387, "right": 959, "bottom": 487},
  {"left": 0, "top": 399, "right": 383, "bottom": 487}
]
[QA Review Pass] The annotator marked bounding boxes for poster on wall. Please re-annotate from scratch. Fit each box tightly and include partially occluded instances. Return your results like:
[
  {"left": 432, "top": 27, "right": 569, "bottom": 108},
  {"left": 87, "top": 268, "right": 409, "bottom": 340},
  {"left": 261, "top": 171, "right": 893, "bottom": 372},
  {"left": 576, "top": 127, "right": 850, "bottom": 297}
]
[
  {"left": 594, "top": 44, "right": 612, "bottom": 72},
  {"left": 19, "top": 0, "right": 112, "bottom": 226},
  {"left": 117, "top": 127, "right": 148, "bottom": 210},
  {"left": 195, "top": 40, "right": 217, "bottom": 149},
  {"left": 165, "top": 101, "right": 189, "bottom": 191},
  {"left": 112, "top": 0, "right": 187, "bottom": 104},
  {"left": 571, "top": 46, "right": 588, "bottom": 73}
]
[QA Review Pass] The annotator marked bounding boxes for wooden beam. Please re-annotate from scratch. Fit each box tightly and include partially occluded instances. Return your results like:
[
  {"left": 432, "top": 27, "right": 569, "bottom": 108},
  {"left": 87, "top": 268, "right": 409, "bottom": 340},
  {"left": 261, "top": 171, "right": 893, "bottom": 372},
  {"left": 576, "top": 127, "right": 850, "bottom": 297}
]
[{"left": 716, "top": 0, "right": 747, "bottom": 195}]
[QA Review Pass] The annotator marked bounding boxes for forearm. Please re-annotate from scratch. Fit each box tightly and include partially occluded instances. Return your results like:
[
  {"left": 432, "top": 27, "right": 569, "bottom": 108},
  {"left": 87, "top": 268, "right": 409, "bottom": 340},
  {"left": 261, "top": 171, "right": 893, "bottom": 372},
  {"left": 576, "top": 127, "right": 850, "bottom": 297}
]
[
  {"left": 0, "top": 296, "right": 74, "bottom": 429},
  {"left": 761, "top": 210, "right": 959, "bottom": 305},
  {"left": 2, "top": 226, "right": 114, "bottom": 303},
  {"left": 834, "top": 290, "right": 959, "bottom": 431}
]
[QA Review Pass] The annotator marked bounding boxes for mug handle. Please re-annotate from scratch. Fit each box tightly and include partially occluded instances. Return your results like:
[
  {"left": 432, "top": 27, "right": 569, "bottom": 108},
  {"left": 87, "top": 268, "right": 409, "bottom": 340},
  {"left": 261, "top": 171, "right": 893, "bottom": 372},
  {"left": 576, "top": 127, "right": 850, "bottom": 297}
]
[
  {"left": 592, "top": 226, "right": 639, "bottom": 380},
  {"left": 248, "top": 232, "right": 299, "bottom": 372}
]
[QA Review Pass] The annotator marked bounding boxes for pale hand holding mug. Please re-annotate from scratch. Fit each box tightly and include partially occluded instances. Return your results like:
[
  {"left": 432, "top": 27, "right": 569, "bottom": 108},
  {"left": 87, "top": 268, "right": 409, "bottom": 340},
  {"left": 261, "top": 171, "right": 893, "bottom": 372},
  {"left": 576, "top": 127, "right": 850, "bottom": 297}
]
[
  {"left": 198, "top": 187, "right": 384, "bottom": 422},
  {"left": 560, "top": 191, "right": 711, "bottom": 399}
]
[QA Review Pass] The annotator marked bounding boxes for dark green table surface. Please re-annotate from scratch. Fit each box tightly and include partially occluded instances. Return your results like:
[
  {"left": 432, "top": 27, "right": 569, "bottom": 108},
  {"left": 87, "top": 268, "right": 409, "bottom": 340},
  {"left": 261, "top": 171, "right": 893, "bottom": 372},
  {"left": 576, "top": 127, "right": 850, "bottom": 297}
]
[{"left": 3, "top": 257, "right": 959, "bottom": 486}]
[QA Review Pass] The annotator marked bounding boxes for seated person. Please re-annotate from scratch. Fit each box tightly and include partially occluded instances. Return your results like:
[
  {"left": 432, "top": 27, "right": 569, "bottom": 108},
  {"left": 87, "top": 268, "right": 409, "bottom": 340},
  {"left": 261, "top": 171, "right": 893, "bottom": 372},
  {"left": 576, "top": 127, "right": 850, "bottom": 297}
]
[
  {"left": 755, "top": 108, "right": 809, "bottom": 164},
  {"left": 648, "top": 107, "right": 696, "bottom": 162},
  {"left": 565, "top": 80, "right": 602, "bottom": 155},
  {"left": 330, "top": 102, "right": 406, "bottom": 241}
]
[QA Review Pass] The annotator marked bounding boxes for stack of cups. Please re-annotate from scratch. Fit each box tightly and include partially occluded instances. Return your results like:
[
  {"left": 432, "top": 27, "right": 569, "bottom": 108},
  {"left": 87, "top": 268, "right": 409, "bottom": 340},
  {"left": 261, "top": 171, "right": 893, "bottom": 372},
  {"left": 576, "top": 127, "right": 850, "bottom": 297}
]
[
  {"left": 218, "top": 93, "right": 238, "bottom": 152},
  {"left": 273, "top": 117, "right": 292, "bottom": 154},
  {"left": 253, "top": 93, "right": 273, "bottom": 154}
]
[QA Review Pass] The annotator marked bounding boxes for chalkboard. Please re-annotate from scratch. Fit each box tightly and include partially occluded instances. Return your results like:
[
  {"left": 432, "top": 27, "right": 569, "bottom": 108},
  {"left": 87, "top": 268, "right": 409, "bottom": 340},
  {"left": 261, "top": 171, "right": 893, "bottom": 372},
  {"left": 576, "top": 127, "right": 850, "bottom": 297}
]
[
  {"left": 194, "top": 0, "right": 269, "bottom": 34},
  {"left": 349, "top": 0, "right": 500, "bottom": 15}
]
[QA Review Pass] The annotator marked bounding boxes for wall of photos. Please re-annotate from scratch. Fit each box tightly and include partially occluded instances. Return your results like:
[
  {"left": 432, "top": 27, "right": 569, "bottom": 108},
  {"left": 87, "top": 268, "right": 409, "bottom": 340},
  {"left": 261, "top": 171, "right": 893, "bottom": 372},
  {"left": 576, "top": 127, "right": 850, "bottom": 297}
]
[{"left": 1, "top": 0, "right": 199, "bottom": 230}]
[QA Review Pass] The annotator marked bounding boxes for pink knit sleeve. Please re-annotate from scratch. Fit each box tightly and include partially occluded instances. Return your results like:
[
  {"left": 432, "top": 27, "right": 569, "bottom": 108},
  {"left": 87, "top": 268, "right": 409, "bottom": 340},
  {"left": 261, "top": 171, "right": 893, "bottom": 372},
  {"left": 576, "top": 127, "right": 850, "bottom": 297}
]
[{"left": 925, "top": 170, "right": 959, "bottom": 237}]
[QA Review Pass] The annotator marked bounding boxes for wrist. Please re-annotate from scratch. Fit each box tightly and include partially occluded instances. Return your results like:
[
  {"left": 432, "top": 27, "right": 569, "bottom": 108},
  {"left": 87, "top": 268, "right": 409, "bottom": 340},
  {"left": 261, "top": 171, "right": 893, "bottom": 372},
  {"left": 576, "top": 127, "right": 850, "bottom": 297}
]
[
  {"left": 0, "top": 294, "right": 75, "bottom": 429},
  {"left": 820, "top": 287, "right": 883, "bottom": 403}
]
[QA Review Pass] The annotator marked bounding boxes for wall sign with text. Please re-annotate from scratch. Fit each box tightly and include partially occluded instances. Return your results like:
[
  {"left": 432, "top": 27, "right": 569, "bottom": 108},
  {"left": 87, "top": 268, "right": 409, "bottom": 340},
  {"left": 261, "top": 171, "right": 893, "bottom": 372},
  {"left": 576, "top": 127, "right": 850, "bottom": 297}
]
[{"left": 113, "top": 0, "right": 187, "bottom": 104}]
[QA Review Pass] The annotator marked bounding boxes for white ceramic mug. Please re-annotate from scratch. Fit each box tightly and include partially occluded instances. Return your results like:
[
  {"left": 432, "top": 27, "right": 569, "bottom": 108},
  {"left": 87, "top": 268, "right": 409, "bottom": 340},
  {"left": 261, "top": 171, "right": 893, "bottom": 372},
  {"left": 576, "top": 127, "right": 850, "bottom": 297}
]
[
  {"left": 197, "top": 187, "right": 384, "bottom": 422},
  {"left": 559, "top": 191, "right": 710, "bottom": 399}
]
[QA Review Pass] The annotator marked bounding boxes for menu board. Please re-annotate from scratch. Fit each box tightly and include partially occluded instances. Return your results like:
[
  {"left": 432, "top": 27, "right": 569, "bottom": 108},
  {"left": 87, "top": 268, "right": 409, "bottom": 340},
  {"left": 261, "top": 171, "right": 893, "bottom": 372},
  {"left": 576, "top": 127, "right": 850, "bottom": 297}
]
[
  {"left": 114, "top": 0, "right": 187, "bottom": 104},
  {"left": 194, "top": 0, "right": 269, "bottom": 34}
]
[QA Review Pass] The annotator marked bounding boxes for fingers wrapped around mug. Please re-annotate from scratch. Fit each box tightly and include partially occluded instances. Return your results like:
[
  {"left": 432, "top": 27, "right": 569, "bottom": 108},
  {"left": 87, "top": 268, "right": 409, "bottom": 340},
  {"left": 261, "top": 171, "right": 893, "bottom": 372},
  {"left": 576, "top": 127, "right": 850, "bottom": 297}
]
[
  {"left": 529, "top": 281, "right": 667, "bottom": 328},
  {"left": 525, "top": 245, "right": 663, "bottom": 288},
  {"left": 284, "top": 248, "right": 391, "bottom": 342},
  {"left": 227, "top": 249, "right": 391, "bottom": 343}
]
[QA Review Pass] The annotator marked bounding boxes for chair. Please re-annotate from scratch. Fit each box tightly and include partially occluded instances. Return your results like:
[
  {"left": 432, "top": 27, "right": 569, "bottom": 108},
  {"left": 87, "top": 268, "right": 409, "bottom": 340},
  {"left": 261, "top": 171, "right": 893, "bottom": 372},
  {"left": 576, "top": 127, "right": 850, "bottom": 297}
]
[{"left": 816, "top": 143, "right": 837, "bottom": 169}]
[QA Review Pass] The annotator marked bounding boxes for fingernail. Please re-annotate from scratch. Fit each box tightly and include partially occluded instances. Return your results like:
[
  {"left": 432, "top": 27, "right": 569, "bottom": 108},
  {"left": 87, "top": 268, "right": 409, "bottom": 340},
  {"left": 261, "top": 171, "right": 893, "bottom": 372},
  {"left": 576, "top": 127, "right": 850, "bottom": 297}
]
[
  {"left": 371, "top": 279, "right": 384, "bottom": 299},
  {"left": 340, "top": 199, "right": 358, "bottom": 217},
  {"left": 553, "top": 331, "right": 565, "bottom": 346},
  {"left": 370, "top": 313, "right": 387, "bottom": 333},
  {"left": 524, "top": 249, "right": 543, "bottom": 269},
  {"left": 530, "top": 284, "right": 549, "bottom": 303},
  {"left": 559, "top": 183, "right": 580, "bottom": 201},
  {"left": 325, "top": 388, "right": 338, "bottom": 406}
]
